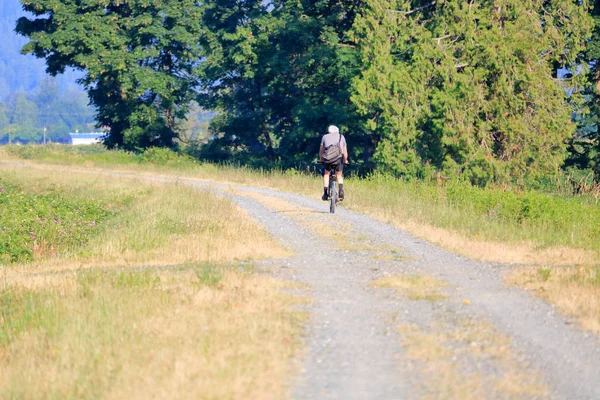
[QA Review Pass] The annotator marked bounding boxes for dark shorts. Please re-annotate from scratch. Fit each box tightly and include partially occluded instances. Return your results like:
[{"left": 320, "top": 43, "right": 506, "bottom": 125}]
[{"left": 324, "top": 158, "right": 344, "bottom": 172}]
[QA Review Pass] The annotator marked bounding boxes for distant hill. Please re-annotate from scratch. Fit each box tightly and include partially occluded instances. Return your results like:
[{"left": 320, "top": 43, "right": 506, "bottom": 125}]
[{"left": 0, "top": 0, "right": 83, "bottom": 99}]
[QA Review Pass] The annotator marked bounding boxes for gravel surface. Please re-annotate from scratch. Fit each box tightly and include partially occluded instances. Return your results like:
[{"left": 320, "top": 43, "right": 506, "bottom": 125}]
[
  {"left": 187, "top": 180, "right": 600, "bottom": 400},
  {"left": 4, "top": 162, "right": 600, "bottom": 399}
]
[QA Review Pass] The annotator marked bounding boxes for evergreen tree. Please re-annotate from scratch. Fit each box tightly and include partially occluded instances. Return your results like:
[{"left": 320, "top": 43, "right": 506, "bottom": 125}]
[
  {"left": 573, "top": 0, "right": 600, "bottom": 176},
  {"left": 352, "top": 0, "right": 592, "bottom": 186}
]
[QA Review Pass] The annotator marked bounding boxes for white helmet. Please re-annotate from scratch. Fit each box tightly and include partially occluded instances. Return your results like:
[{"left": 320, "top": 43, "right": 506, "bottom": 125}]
[{"left": 328, "top": 125, "right": 339, "bottom": 134}]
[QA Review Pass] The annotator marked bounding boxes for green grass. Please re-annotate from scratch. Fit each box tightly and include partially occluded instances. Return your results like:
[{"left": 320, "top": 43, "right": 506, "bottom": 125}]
[
  {"left": 3, "top": 144, "right": 600, "bottom": 258},
  {"left": 0, "top": 178, "right": 113, "bottom": 264},
  {"left": 346, "top": 175, "right": 600, "bottom": 251}
]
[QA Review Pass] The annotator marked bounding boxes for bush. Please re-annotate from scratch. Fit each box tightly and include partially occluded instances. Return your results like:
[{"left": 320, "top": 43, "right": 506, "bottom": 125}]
[{"left": 140, "top": 147, "right": 199, "bottom": 167}]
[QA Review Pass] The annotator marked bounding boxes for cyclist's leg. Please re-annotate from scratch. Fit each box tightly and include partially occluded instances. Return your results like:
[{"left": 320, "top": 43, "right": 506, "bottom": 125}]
[
  {"left": 322, "top": 166, "right": 331, "bottom": 200},
  {"left": 335, "top": 161, "right": 344, "bottom": 199}
]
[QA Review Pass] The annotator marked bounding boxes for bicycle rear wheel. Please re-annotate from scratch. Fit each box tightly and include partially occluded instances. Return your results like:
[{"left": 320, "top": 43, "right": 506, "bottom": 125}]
[{"left": 329, "top": 182, "right": 337, "bottom": 213}]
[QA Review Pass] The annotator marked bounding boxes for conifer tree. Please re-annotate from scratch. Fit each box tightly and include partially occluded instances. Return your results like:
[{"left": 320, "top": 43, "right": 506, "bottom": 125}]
[{"left": 352, "top": 0, "right": 592, "bottom": 186}]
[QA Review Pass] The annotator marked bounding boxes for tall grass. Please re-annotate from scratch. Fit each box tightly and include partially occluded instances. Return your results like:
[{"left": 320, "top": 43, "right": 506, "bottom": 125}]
[
  {"left": 0, "top": 268, "right": 305, "bottom": 399},
  {"left": 506, "top": 265, "right": 600, "bottom": 335},
  {"left": 0, "top": 165, "right": 288, "bottom": 269},
  {"left": 0, "top": 158, "right": 303, "bottom": 398}
]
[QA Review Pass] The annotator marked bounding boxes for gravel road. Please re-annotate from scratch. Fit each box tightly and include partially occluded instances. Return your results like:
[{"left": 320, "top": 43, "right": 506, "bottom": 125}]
[
  {"left": 4, "top": 162, "right": 600, "bottom": 399},
  {"left": 187, "top": 181, "right": 600, "bottom": 400}
]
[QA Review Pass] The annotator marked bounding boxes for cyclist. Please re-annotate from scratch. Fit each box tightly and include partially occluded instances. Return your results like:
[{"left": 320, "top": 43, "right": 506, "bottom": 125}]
[{"left": 319, "top": 125, "right": 348, "bottom": 201}]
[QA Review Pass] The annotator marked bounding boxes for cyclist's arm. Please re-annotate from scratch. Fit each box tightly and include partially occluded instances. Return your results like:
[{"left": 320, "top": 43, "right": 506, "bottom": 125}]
[
  {"left": 343, "top": 145, "right": 348, "bottom": 164},
  {"left": 319, "top": 145, "right": 324, "bottom": 163}
]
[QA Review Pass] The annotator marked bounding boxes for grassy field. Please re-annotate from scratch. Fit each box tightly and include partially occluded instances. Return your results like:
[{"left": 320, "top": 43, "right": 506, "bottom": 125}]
[
  {"left": 0, "top": 163, "right": 303, "bottom": 399},
  {"left": 3, "top": 144, "right": 600, "bottom": 337},
  {"left": 2, "top": 144, "right": 599, "bottom": 265}
]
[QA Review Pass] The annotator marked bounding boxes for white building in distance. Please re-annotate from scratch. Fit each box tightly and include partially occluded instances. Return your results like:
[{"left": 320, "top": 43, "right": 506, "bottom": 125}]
[{"left": 69, "top": 132, "right": 105, "bottom": 145}]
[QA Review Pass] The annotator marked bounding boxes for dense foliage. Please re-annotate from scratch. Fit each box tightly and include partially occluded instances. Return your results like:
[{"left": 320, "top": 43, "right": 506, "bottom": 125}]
[
  {"left": 17, "top": 0, "right": 204, "bottom": 150},
  {"left": 13, "top": 0, "right": 600, "bottom": 187},
  {"left": 196, "top": 0, "right": 367, "bottom": 166},
  {"left": 352, "top": 0, "right": 592, "bottom": 186},
  {"left": 571, "top": 0, "right": 600, "bottom": 178}
]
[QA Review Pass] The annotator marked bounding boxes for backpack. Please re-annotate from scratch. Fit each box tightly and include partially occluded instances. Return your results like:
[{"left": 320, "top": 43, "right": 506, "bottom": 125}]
[{"left": 322, "top": 133, "right": 343, "bottom": 163}]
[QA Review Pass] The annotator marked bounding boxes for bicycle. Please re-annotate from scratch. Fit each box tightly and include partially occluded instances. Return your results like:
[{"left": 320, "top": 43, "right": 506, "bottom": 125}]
[
  {"left": 319, "top": 162, "right": 347, "bottom": 214},
  {"left": 327, "top": 168, "right": 340, "bottom": 213}
]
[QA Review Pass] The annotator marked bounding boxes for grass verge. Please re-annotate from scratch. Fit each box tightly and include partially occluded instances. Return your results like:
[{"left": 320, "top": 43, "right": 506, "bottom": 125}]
[
  {"left": 505, "top": 265, "right": 600, "bottom": 335},
  {"left": 0, "top": 165, "right": 288, "bottom": 271}
]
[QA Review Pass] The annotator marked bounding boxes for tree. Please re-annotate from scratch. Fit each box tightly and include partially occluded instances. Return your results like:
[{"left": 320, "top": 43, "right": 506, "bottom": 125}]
[
  {"left": 352, "top": 0, "right": 593, "bottom": 186},
  {"left": 197, "top": 0, "right": 367, "bottom": 167},
  {"left": 0, "top": 109, "right": 8, "bottom": 143},
  {"left": 571, "top": 0, "right": 600, "bottom": 177},
  {"left": 16, "top": 0, "right": 205, "bottom": 150},
  {"left": 1, "top": 124, "right": 19, "bottom": 145},
  {"left": 10, "top": 93, "right": 38, "bottom": 127}
]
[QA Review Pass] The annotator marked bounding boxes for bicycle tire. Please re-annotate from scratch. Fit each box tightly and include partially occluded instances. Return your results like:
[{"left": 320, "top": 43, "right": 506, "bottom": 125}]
[{"left": 329, "top": 181, "right": 337, "bottom": 214}]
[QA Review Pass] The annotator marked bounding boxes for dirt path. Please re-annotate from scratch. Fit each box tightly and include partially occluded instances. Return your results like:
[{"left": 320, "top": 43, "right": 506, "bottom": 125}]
[
  {"left": 186, "top": 181, "right": 600, "bottom": 400},
  {"left": 4, "top": 162, "right": 600, "bottom": 399}
]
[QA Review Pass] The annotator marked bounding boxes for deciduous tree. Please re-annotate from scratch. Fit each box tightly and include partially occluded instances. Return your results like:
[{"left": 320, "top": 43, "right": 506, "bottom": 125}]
[{"left": 17, "top": 0, "right": 204, "bottom": 150}]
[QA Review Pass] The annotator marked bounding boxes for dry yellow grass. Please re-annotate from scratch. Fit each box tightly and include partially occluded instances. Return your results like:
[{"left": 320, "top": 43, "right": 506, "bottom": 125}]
[
  {"left": 0, "top": 268, "right": 306, "bottom": 399},
  {"left": 0, "top": 164, "right": 305, "bottom": 399},
  {"left": 505, "top": 265, "right": 600, "bottom": 335},
  {"left": 398, "top": 220, "right": 597, "bottom": 265},
  {"left": 398, "top": 319, "right": 548, "bottom": 400},
  {"left": 375, "top": 274, "right": 548, "bottom": 399},
  {"left": 372, "top": 274, "right": 448, "bottom": 301}
]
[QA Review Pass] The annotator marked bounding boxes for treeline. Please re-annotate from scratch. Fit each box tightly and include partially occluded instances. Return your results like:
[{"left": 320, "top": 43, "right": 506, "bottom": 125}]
[
  {"left": 15, "top": 0, "right": 600, "bottom": 187},
  {"left": 0, "top": 78, "right": 95, "bottom": 144}
]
